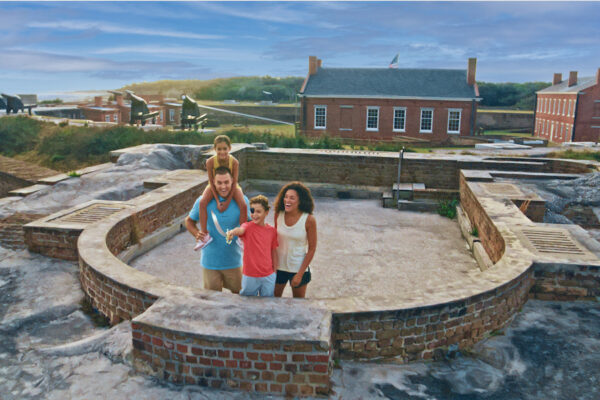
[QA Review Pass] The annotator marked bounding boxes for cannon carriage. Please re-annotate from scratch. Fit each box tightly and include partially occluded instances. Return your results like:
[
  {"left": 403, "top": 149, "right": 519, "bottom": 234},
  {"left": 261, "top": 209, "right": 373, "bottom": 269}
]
[
  {"left": 1, "top": 93, "right": 37, "bottom": 115},
  {"left": 180, "top": 95, "right": 207, "bottom": 130}
]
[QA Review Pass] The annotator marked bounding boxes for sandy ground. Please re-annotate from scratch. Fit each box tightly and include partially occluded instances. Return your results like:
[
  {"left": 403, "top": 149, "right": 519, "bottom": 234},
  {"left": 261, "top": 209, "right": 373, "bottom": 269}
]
[{"left": 131, "top": 196, "right": 478, "bottom": 301}]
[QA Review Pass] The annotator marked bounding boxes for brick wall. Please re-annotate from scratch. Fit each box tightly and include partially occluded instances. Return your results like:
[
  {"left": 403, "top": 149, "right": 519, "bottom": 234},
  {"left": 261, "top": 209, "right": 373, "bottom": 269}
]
[
  {"left": 459, "top": 174, "right": 505, "bottom": 264},
  {"left": 79, "top": 259, "right": 158, "bottom": 324},
  {"left": 245, "top": 151, "right": 461, "bottom": 189},
  {"left": 131, "top": 322, "right": 332, "bottom": 397},
  {"left": 333, "top": 270, "right": 534, "bottom": 361},
  {"left": 531, "top": 264, "right": 600, "bottom": 301},
  {"left": 24, "top": 226, "right": 82, "bottom": 260},
  {"left": 301, "top": 97, "right": 476, "bottom": 142}
]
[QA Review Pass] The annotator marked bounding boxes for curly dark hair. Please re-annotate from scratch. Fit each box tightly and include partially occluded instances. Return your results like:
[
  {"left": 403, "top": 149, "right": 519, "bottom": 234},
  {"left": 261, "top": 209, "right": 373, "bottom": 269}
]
[{"left": 274, "top": 181, "right": 314, "bottom": 214}]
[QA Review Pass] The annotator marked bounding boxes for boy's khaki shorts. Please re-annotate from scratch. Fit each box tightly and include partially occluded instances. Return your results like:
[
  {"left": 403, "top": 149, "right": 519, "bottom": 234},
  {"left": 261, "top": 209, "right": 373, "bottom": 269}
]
[{"left": 202, "top": 267, "right": 242, "bottom": 293}]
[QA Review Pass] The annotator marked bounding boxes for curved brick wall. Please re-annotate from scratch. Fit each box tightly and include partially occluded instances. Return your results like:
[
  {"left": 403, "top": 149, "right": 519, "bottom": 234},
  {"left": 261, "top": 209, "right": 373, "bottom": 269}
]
[{"left": 22, "top": 146, "right": 598, "bottom": 396}]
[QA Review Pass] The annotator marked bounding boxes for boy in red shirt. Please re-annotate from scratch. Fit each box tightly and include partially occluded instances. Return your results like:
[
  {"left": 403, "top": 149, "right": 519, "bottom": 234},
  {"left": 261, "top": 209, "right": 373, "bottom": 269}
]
[{"left": 226, "top": 195, "right": 278, "bottom": 296}]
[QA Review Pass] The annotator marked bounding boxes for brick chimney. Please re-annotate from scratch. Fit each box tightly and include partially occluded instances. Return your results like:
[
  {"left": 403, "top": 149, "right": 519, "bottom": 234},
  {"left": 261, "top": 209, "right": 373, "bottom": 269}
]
[
  {"left": 94, "top": 96, "right": 102, "bottom": 107},
  {"left": 317, "top": 58, "right": 322, "bottom": 68},
  {"left": 553, "top": 73, "right": 562, "bottom": 85},
  {"left": 467, "top": 58, "right": 477, "bottom": 85},
  {"left": 308, "top": 56, "right": 318, "bottom": 75},
  {"left": 596, "top": 67, "right": 600, "bottom": 84},
  {"left": 568, "top": 71, "right": 578, "bottom": 87},
  {"left": 115, "top": 94, "right": 124, "bottom": 107}
]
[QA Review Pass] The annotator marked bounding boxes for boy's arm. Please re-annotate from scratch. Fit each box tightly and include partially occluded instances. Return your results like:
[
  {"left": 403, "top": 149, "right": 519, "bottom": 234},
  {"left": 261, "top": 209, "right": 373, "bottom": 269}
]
[
  {"left": 226, "top": 226, "right": 246, "bottom": 240},
  {"left": 206, "top": 158, "right": 221, "bottom": 205},
  {"left": 271, "top": 247, "right": 278, "bottom": 272},
  {"left": 271, "top": 229, "right": 279, "bottom": 272}
]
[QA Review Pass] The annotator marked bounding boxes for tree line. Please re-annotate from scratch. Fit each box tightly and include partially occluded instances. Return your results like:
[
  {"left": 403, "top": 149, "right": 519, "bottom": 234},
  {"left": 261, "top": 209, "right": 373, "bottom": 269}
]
[{"left": 121, "top": 76, "right": 551, "bottom": 110}]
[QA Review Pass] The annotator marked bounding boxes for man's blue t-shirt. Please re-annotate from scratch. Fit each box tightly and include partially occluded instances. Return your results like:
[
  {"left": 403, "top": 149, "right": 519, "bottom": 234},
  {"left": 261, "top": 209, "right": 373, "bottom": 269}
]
[{"left": 189, "top": 194, "right": 249, "bottom": 270}]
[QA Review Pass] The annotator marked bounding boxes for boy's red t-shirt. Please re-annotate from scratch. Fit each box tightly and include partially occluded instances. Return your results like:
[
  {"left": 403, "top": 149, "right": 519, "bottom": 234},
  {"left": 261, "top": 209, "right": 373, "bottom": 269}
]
[{"left": 240, "top": 222, "right": 278, "bottom": 278}]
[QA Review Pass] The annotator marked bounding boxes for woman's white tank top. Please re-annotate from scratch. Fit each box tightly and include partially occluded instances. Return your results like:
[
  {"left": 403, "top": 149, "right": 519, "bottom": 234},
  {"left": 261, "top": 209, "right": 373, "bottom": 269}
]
[{"left": 276, "top": 212, "right": 308, "bottom": 273}]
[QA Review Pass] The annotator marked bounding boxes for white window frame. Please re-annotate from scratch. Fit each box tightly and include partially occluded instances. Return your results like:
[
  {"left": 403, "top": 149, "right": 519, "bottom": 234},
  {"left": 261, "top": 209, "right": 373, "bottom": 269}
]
[
  {"left": 366, "top": 106, "right": 379, "bottom": 131},
  {"left": 105, "top": 115, "right": 110, "bottom": 122},
  {"left": 447, "top": 109, "right": 461, "bottom": 134},
  {"left": 420, "top": 108, "right": 433, "bottom": 133},
  {"left": 570, "top": 99, "right": 574, "bottom": 116},
  {"left": 393, "top": 107, "right": 406, "bottom": 132},
  {"left": 113, "top": 114, "right": 118, "bottom": 122},
  {"left": 562, "top": 99, "right": 566, "bottom": 116},
  {"left": 169, "top": 109, "right": 175, "bottom": 122},
  {"left": 314, "top": 105, "right": 327, "bottom": 129},
  {"left": 544, "top": 98, "right": 548, "bottom": 113}
]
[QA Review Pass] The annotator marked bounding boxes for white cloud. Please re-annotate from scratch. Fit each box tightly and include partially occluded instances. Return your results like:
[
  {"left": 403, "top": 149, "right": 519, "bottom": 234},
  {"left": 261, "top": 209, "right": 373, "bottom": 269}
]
[
  {"left": 28, "top": 20, "right": 224, "bottom": 40},
  {"left": 91, "top": 45, "right": 263, "bottom": 63},
  {"left": 196, "top": 2, "right": 341, "bottom": 29}
]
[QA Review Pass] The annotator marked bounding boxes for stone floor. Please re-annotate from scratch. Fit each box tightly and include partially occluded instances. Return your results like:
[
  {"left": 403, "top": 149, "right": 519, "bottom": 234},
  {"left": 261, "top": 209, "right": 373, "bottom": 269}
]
[{"left": 131, "top": 197, "right": 480, "bottom": 301}]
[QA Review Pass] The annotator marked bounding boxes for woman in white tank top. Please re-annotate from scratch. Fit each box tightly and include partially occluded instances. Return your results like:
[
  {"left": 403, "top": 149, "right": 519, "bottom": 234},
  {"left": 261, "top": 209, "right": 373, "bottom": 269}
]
[{"left": 273, "top": 182, "right": 317, "bottom": 298}]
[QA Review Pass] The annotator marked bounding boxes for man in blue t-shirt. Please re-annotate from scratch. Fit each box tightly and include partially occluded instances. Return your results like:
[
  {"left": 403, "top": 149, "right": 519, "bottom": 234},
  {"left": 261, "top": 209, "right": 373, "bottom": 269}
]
[{"left": 185, "top": 166, "right": 249, "bottom": 293}]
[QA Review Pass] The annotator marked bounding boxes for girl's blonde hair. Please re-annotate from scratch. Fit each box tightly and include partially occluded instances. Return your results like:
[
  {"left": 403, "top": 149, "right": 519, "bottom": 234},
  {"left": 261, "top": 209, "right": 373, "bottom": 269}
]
[{"left": 214, "top": 135, "right": 231, "bottom": 148}]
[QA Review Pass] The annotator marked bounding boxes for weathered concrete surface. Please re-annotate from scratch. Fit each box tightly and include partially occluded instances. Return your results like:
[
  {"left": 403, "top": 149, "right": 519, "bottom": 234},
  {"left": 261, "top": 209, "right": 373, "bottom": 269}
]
[
  {"left": 332, "top": 300, "right": 600, "bottom": 400},
  {"left": 137, "top": 293, "right": 331, "bottom": 344},
  {"left": 2, "top": 246, "right": 599, "bottom": 400},
  {"left": 131, "top": 197, "right": 480, "bottom": 302}
]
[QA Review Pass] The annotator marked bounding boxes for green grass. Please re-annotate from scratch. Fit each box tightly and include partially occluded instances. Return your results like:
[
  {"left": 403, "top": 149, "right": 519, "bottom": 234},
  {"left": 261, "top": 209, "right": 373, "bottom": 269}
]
[
  {"left": 481, "top": 130, "right": 533, "bottom": 138},
  {"left": 545, "top": 149, "right": 600, "bottom": 162},
  {"left": 215, "top": 123, "right": 295, "bottom": 137}
]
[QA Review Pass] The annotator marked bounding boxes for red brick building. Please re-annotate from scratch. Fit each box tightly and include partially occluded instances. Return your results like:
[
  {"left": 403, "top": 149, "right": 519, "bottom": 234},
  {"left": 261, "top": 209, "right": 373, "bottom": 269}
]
[
  {"left": 299, "top": 56, "right": 480, "bottom": 142},
  {"left": 534, "top": 68, "right": 600, "bottom": 143},
  {"left": 80, "top": 96, "right": 121, "bottom": 124},
  {"left": 79, "top": 94, "right": 176, "bottom": 126}
]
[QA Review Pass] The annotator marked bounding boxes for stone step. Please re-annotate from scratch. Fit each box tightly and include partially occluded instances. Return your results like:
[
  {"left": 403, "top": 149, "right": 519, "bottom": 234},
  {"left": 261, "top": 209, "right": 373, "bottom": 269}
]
[
  {"left": 8, "top": 184, "right": 51, "bottom": 197},
  {"left": 397, "top": 199, "right": 438, "bottom": 213}
]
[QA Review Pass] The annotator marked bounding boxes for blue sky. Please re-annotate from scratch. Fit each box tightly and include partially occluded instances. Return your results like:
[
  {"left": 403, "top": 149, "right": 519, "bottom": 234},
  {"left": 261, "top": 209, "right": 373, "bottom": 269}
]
[{"left": 1, "top": 1, "right": 599, "bottom": 96}]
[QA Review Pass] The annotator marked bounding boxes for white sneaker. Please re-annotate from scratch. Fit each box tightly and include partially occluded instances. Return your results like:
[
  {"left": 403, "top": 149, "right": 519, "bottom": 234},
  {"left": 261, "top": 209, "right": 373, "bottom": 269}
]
[{"left": 194, "top": 234, "right": 213, "bottom": 251}]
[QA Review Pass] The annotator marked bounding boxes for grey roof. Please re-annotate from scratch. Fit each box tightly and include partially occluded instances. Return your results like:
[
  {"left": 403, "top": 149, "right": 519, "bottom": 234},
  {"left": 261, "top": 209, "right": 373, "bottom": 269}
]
[
  {"left": 301, "top": 67, "right": 477, "bottom": 99},
  {"left": 538, "top": 76, "right": 597, "bottom": 94}
]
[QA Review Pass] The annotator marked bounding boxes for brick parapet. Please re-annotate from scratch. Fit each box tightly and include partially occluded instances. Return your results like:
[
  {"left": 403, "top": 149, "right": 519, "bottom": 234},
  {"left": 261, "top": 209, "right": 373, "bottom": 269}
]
[
  {"left": 459, "top": 173, "right": 507, "bottom": 264},
  {"left": 24, "top": 226, "right": 82, "bottom": 260},
  {"left": 531, "top": 263, "right": 600, "bottom": 301},
  {"left": 332, "top": 269, "right": 534, "bottom": 361},
  {"left": 131, "top": 322, "right": 332, "bottom": 396}
]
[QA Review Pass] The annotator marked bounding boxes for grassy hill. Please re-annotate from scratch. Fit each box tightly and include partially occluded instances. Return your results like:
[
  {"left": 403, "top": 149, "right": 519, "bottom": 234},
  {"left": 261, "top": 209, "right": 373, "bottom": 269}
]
[{"left": 120, "top": 76, "right": 305, "bottom": 104}]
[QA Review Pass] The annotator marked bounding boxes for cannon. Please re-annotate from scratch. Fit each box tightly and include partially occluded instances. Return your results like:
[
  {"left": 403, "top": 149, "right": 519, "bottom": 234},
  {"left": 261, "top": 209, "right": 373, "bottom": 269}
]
[
  {"left": 1, "top": 93, "right": 37, "bottom": 115},
  {"left": 125, "top": 90, "right": 159, "bottom": 126},
  {"left": 180, "top": 95, "right": 207, "bottom": 130}
]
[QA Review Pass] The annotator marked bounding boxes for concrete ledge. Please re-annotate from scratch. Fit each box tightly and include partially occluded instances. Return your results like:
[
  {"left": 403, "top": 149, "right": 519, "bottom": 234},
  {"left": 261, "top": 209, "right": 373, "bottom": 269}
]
[{"left": 8, "top": 183, "right": 51, "bottom": 197}]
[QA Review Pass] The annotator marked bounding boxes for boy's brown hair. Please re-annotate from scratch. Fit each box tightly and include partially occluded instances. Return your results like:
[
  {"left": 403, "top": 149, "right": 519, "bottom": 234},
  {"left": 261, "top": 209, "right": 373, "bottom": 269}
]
[
  {"left": 250, "top": 195, "right": 270, "bottom": 211},
  {"left": 214, "top": 135, "right": 231, "bottom": 148}
]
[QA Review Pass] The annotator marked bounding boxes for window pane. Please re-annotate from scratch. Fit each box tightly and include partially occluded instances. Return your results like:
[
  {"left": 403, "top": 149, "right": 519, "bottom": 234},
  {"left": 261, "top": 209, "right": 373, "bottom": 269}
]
[
  {"left": 367, "top": 108, "right": 378, "bottom": 129},
  {"left": 394, "top": 109, "right": 405, "bottom": 130},
  {"left": 421, "top": 109, "right": 432, "bottom": 131},
  {"left": 315, "top": 106, "right": 326, "bottom": 128},
  {"left": 448, "top": 110, "right": 460, "bottom": 132}
]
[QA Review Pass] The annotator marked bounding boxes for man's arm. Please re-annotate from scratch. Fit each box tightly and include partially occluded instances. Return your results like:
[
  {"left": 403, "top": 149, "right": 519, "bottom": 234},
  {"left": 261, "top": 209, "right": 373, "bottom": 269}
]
[{"left": 185, "top": 216, "right": 206, "bottom": 241}]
